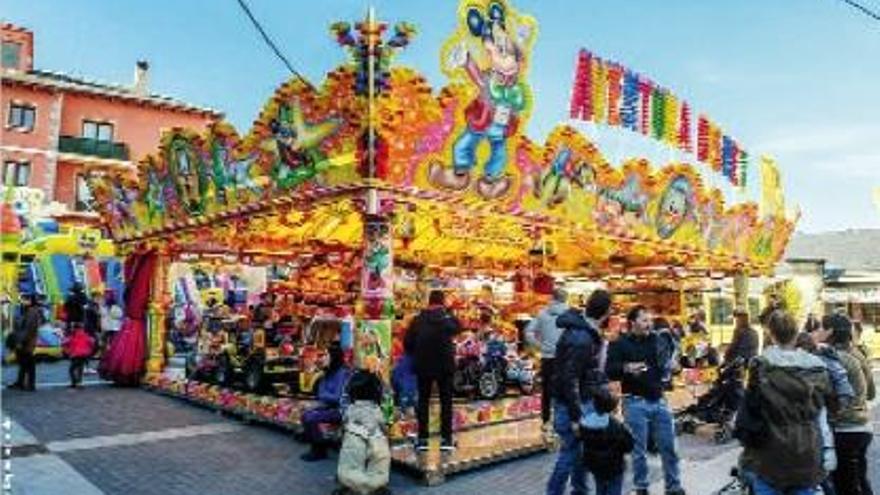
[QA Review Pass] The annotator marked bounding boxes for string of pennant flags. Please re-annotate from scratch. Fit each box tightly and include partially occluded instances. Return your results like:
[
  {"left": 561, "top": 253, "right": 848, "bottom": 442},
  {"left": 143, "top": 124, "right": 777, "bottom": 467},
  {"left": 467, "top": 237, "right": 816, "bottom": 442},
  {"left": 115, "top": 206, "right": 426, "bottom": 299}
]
[{"left": 570, "top": 48, "right": 748, "bottom": 188}]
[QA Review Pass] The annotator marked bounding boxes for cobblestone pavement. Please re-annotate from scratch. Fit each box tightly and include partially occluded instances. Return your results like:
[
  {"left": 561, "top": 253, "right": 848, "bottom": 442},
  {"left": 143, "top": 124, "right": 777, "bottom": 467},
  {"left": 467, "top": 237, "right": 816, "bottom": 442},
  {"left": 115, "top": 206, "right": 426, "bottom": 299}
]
[
  {"left": 2, "top": 358, "right": 106, "bottom": 389},
  {"left": 2, "top": 362, "right": 877, "bottom": 495}
]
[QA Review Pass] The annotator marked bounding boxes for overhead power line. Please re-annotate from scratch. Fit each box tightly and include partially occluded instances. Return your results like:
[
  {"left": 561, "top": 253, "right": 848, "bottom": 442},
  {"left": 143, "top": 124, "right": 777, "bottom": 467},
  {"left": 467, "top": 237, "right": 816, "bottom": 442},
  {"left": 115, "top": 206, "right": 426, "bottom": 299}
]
[
  {"left": 839, "top": 0, "right": 880, "bottom": 22},
  {"left": 234, "top": 0, "right": 314, "bottom": 88}
]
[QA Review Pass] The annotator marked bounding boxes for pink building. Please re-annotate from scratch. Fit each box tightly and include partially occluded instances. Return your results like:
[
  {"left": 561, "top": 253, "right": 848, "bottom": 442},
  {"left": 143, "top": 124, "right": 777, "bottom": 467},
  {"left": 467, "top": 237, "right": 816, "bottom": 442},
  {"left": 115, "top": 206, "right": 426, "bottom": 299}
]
[{"left": 1, "top": 23, "right": 222, "bottom": 223}]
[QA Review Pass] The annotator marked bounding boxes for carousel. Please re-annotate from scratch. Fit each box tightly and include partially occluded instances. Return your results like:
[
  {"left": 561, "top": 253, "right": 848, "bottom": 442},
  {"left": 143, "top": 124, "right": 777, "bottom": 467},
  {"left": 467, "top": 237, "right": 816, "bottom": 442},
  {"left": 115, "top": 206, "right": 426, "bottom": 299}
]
[{"left": 88, "top": 0, "right": 795, "bottom": 483}]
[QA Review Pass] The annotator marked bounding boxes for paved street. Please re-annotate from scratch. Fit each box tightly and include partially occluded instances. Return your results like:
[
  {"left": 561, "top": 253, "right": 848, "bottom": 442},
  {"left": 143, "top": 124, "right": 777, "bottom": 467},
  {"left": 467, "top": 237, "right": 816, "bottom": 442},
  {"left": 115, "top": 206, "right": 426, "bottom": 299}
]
[{"left": 2, "top": 360, "right": 877, "bottom": 495}]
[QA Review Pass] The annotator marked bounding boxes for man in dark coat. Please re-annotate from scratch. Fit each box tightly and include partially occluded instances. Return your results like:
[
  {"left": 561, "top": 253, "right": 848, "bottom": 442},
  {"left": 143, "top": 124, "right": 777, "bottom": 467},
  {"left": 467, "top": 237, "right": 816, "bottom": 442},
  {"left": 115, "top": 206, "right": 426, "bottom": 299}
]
[
  {"left": 404, "top": 289, "right": 461, "bottom": 451},
  {"left": 724, "top": 308, "right": 759, "bottom": 365},
  {"left": 9, "top": 294, "right": 44, "bottom": 391},
  {"left": 546, "top": 289, "right": 611, "bottom": 495}
]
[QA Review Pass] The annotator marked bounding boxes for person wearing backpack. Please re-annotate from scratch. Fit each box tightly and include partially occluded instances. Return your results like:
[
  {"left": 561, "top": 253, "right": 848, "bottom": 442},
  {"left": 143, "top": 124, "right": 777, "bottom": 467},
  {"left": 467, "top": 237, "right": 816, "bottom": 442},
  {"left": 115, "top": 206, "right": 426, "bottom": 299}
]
[
  {"left": 734, "top": 310, "right": 831, "bottom": 495},
  {"left": 334, "top": 370, "right": 391, "bottom": 495},
  {"left": 818, "top": 313, "right": 876, "bottom": 495},
  {"left": 580, "top": 388, "right": 634, "bottom": 495},
  {"left": 795, "top": 331, "right": 855, "bottom": 495}
]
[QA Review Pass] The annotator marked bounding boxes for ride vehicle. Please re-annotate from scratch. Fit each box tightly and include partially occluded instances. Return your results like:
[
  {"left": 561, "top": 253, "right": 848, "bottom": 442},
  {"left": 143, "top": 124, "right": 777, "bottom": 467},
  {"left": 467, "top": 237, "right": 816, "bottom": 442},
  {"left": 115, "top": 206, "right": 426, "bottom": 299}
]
[
  {"left": 452, "top": 333, "right": 536, "bottom": 400},
  {"left": 187, "top": 315, "right": 298, "bottom": 392}
]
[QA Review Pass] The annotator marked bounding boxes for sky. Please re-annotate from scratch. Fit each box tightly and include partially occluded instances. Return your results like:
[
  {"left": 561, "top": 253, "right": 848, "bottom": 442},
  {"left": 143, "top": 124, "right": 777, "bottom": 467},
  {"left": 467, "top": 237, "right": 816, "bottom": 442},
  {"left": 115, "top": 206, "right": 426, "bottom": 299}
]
[{"left": 3, "top": 0, "right": 879, "bottom": 233}]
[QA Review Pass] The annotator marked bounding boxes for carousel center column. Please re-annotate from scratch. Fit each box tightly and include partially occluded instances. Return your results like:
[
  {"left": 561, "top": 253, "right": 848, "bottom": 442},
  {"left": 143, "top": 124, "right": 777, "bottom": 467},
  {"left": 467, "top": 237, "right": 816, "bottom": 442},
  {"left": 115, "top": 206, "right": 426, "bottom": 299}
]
[
  {"left": 354, "top": 6, "right": 395, "bottom": 385},
  {"left": 356, "top": 188, "right": 395, "bottom": 383},
  {"left": 146, "top": 248, "right": 172, "bottom": 377}
]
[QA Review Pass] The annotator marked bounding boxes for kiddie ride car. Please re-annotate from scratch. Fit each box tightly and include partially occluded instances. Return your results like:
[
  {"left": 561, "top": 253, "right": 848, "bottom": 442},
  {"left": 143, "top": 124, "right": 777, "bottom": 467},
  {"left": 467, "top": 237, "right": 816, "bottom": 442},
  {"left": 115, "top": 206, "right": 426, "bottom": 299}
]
[
  {"left": 452, "top": 335, "right": 535, "bottom": 400},
  {"left": 187, "top": 317, "right": 298, "bottom": 392}
]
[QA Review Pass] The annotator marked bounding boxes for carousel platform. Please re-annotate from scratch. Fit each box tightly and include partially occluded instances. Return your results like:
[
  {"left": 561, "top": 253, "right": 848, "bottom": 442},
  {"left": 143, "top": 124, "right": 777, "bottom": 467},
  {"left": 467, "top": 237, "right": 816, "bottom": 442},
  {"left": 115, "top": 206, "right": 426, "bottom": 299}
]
[
  {"left": 390, "top": 417, "right": 551, "bottom": 485},
  {"left": 143, "top": 373, "right": 551, "bottom": 483},
  {"left": 144, "top": 363, "right": 712, "bottom": 484}
]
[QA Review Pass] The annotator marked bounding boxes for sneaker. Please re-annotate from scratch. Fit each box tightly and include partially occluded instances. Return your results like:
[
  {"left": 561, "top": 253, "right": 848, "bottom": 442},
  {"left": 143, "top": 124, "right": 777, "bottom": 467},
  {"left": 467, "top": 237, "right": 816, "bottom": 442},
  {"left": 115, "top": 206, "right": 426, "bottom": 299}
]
[
  {"left": 440, "top": 439, "right": 456, "bottom": 452},
  {"left": 415, "top": 438, "right": 429, "bottom": 452}
]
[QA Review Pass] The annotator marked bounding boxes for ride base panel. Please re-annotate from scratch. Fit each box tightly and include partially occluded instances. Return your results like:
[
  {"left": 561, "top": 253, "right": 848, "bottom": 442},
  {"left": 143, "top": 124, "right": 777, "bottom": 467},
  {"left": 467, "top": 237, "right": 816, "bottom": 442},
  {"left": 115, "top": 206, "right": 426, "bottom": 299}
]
[{"left": 144, "top": 374, "right": 550, "bottom": 483}]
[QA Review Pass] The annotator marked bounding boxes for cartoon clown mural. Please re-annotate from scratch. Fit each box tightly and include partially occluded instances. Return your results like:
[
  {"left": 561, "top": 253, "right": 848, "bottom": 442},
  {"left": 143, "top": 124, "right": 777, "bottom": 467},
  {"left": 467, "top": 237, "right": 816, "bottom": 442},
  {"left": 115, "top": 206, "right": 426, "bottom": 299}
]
[
  {"left": 428, "top": 0, "right": 537, "bottom": 200},
  {"left": 655, "top": 176, "right": 696, "bottom": 239}
]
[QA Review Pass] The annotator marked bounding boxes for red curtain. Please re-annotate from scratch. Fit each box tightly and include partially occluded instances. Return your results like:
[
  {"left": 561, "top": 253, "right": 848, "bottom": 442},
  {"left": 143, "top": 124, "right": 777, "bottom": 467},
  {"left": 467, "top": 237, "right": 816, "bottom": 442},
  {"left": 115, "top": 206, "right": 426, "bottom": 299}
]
[{"left": 99, "top": 252, "right": 157, "bottom": 385}]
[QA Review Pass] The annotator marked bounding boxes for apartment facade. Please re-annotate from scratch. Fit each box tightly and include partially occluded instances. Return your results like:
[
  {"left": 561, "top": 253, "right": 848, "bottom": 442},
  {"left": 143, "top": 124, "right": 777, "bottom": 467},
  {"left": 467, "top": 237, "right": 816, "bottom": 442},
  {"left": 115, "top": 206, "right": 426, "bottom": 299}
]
[{"left": 1, "top": 23, "right": 222, "bottom": 222}]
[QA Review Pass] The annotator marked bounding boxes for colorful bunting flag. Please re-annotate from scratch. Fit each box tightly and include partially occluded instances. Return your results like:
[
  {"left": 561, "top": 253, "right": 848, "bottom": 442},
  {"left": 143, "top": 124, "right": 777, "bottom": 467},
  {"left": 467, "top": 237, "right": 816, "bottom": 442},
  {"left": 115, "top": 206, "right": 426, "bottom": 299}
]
[
  {"left": 638, "top": 77, "right": 652, "bottom": 136},
  {"left": 697, "top": 114, "right": 709, "bottom": 162},
  {"left": 568, "top": 48, "right": 754, "bottom": 186},
  {"left": 569, "top": 50, "right": 590, "bottom": 120},
  {"left": 664, "top": 92, "right": 679, "bottom": 146},
  {"left": 678, "top": 102, "right": 692, "bottom": 152},
  {"left": 591, "top": 57, "right": 607, "bottom": 125},
  {"left": 607, "top": 63, "right": 623, "bottom": 126},
  {"left": 621, "top": 70, "right": 639, "bottom": 131},
  {"left": 738, "top": 149, "right": 749, "bottom": 189}
]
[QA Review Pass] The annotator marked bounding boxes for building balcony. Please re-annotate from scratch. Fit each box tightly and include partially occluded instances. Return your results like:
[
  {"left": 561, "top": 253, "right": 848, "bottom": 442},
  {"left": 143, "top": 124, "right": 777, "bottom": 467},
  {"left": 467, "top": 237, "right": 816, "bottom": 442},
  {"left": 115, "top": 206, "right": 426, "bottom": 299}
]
[{"left": 58, "top": 136, "right": 129, "bottom": 161}]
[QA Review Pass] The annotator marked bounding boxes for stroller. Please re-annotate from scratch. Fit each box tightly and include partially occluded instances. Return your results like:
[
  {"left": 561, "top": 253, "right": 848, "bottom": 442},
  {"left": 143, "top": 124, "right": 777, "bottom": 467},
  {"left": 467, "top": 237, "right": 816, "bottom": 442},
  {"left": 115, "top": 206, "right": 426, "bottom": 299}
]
[{"left": 675, "top": 356, "right": 746, "bottom": 443}]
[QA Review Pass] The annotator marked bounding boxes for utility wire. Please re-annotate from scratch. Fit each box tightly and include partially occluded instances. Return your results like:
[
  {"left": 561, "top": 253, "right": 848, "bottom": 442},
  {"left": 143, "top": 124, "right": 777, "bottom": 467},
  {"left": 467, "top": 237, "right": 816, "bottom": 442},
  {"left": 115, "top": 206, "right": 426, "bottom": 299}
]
[
  {"left": 839, "top": 0, "right": 880, "bottom": 22},
  {"left": 234, "top": 0, "right": 314, "bottom": 88}
]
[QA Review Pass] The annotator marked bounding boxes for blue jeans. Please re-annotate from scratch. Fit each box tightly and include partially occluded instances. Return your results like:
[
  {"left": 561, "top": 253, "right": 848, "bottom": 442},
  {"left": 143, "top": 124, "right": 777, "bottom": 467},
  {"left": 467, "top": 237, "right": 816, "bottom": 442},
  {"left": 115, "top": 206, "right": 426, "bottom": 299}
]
[
  {"left": 594, "top": 475, "right": 622, "bottom": 495},
  {"left": 546, "top": 399, "right": 593, "bottom": 495},
  {"left": 743, "top": 471, "right": 819, "bottom": 495},
  {"left": 452, "top": 123, "right": 508, "bottom": 179},
  {"left": 623, "top": 396, "right": 681, "bottom": 492}
]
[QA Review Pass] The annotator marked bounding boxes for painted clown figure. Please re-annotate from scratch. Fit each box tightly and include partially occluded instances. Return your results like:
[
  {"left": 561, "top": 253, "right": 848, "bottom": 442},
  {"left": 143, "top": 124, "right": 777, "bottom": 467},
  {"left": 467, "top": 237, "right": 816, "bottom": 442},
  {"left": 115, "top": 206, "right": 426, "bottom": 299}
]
[{"left": 429, "top": 2, "right": 532, "bottom": 199}]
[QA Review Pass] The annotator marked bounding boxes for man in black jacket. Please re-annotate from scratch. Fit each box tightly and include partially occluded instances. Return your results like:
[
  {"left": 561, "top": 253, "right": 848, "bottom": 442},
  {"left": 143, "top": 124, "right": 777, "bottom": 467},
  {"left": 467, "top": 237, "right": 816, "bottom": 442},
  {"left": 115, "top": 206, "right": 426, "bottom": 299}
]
[
  {"left": 607, "top": 305, "right": 684, "bottom": 495},
  {"left": 546, "top": 289, "right": 611, "bottom": 495},
  {"left": 404, "top": 289, "right": 461, "bottom": 452}
]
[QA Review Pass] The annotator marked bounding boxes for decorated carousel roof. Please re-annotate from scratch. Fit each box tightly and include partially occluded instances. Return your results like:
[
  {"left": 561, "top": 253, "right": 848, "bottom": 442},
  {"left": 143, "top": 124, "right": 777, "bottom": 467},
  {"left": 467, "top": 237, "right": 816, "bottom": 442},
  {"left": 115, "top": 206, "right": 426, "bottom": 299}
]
[{"left": 89, "top": 0, "right": 795, "bottom": 277}]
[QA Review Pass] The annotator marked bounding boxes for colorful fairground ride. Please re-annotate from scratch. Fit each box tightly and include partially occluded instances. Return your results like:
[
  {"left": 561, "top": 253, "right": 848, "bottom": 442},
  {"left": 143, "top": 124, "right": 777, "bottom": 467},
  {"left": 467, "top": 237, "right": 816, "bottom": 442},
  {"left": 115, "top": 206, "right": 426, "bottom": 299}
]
[
  {"left": 1, "top": 186, "right": 122, "bottom": 361},
  {"left": 87, "top": 0, "right": 795, "bottom": 481}
]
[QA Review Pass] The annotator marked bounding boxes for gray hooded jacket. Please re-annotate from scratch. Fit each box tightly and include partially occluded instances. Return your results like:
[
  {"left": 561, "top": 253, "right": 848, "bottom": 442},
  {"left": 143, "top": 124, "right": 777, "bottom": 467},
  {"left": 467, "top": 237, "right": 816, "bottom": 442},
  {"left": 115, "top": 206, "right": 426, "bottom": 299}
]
[
  {"left": 337, "top": 401, "right": 390, "bottom": 494},
  {"left": 525, "top": 301, "right": 568, "bottom": 358}
]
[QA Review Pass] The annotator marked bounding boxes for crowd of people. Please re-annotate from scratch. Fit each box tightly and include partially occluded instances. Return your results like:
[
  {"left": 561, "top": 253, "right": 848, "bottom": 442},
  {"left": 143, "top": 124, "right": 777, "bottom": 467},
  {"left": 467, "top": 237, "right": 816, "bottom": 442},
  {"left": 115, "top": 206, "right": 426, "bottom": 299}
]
[
  {"left": 5, "top": 282, "right": 875, "bottom": 495},
  {"left": 527, "top": 288, "right": 875, "bottom": 495},
  {"left": 5, "top": 283, "right": 123, "bottom": 390}
]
